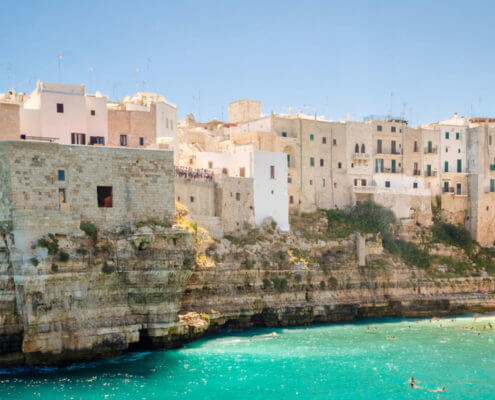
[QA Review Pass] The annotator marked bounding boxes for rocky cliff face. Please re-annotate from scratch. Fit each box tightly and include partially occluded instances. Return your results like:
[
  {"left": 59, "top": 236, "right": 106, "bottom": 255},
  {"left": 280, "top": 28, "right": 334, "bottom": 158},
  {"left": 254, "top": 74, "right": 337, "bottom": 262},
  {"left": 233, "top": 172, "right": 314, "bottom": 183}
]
[{"left": 0, "top": 213, "right": 494, "bottom": 366}]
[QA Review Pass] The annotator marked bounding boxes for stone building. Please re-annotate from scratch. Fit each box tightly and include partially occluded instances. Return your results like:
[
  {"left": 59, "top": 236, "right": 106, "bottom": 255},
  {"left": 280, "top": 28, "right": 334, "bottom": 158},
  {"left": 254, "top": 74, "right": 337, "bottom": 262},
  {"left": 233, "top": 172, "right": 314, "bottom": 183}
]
[
  {"left": 228, "top": 99, "right": 262, "bottom": 123},
  {"left": 0, "top": 141, "right": 174, "bottom": 252}
]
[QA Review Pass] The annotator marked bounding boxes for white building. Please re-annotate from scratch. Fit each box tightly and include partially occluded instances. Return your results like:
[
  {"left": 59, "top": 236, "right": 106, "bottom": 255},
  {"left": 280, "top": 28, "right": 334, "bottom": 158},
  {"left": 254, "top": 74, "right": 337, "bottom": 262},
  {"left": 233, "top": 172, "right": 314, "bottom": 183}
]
[
  {"left": 195, "top": 150, "right": 290, "bottom": 231},
  {"left": 21, "top": 81, "right": 108, "bottom": 145}
]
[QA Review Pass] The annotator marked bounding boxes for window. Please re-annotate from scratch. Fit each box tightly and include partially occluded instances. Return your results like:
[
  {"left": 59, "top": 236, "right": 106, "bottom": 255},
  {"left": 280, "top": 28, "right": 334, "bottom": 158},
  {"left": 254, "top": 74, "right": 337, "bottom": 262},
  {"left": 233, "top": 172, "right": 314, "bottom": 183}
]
[
  {"left": 89, "top": 136, "right": 105, "bottom": 145},
  {"left": 456, "top": 183, "right": 462, "bottom": 195},
  {"left": 91, "top": 110, "right": 96, "bottom": 116},
  {"left": 236, "top": 193, "right": 241, "bottom": 201},
  {"left": 282, "top": 131, "right": 287, "bottom": 137},
  {"left": 391, "top": 126, "right": 396, "bottom": 132},
  {"left": 361, "top": 179, "right": 366, "bottom": 186},
  {"left": 56, "top": 103, "right": 64, "bottom": 113},
  {"left": 375, "top": 158, "right": 384, "bottom": 173},
  {"left": 71, "top": 133, "right": 86, "bottom": 145},
  {"left": 361, "top": 144, "right": 365, "bottom": 153},
  {"left": 443, "top": 181, "right": 449, "bottom": 193},
  {"left": 333, "top": 138, "right": 337, "bottom": 145},
  {"left": 97, "top": 186, "right": 113, "bottom": 208},
  {"left": 310, "top": 134, "right": 314, "bottom": 141},
  {"left": 287, "top": 154, "right": 291, "bottom": 167},
  {"left": 427, "top": 164, "right": 432, "bottom": 176},
  {"left": 321, "top": 178, "right": 326, "bottom": 187},
  {"left": 139, "top": 137, "right": 144, "bottom": 146},
  {"left": 445, "top": 132, "right": 449, "bottom": 139},
  {"left": 208, "top": 161, "right": 213, "bottom": 169},
  {"left": 377, "top": 125, "right": 382, "bottom": 132},
  {"left": 446, "top": 148, "right": 448, "bottom": 153},
  {"left": 457, "top": 159, "right": 462, "bottom": 173},
  {"left": 58, "top": 170, "right": 65, "bottom": 181},
  {"left": 456, "top": 132, "right": 460, "bottom": 140},
  {"left": 322, "top": 137, "right": 327, "bottom": 144},
  {"left": 309, "top": 180, "right": 313, "bottom": 185},
  {"left": 491, "top": 179, "right": 495, "bottom": 193},
  {"left": 120, "top": 135, "right": 128, "bottom": 146},
  {"left": 310, "top": 157, "right": 315, "bottom": 167},
  {"left": 413, "top": 183, "right": 418, "bottom": 189},
  {"left": 222, "top": 168, "right": 228, "bottom": 175},
  {"left": 391, "top": 159, "right": 396, "bottom": 173},
  {"left": 414, "top": 141, "right": 418, "bottom": 152},
  {"left": 391, "top": 140, "right": 397, "bottom": 154},
  {"left": 190, "top": 196, "right": 194, "bottom": 203},
  {"left": 288, "top": 176, "right": 292, "bottom": 183},
  {"left": 59, "top": 188, "right": 66, "bottom": 205},
  {"left": 337, "top": 162, "right": 342, "bottom": 169},
  {"left": 290, "top": 195, "right": 294, "bottom": 204},
  {"left": 427, "top": 141, "right": 432, "bottom": 152},
  {"left": 334, "top": 182, "right": 337, "bottom": 188},
  {"left": 320, "top": 158, "right": 324, "bottom": 167},
  {"left": 458, "top": 149, "right": 461, "bottom": 153},
  {"left": 354, "top": 179, "right": 358, "bottom": 186},
  {"left": 444, "top": 161, "right": 449, "bottom": 173},
  {"left": 385, "top": 181, "right": 391, "bottom": 188},
  {"left": 355, "top": 144, "right": 359, "bottom": 153},
  {"left": 270, "top": 165, "right": 275, "bottom": 179},
  {"left": 377, "top": 139, "right": 382, "bottom": 153},
  {"left": 239, "top": 167, "right": 245, "bottom": 177},
  {"left": 166, "top": 118, "right": 169, "bottom": 129}
]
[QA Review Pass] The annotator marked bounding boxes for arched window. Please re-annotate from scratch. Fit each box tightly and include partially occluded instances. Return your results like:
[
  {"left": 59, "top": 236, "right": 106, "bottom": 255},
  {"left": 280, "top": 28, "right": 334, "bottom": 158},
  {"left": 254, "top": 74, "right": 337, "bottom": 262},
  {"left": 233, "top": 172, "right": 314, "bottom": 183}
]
[
  {"left": 361, "top": 144, "right": 365, "bottom": 153},
  {"left": 355, "top": 144, "right": 359, "bottom": 153}
]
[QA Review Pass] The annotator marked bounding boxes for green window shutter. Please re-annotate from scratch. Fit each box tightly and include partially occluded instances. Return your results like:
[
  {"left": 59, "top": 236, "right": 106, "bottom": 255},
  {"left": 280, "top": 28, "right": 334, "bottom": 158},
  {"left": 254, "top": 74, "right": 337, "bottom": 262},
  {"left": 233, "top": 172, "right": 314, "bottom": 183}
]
[
  {"left": 310, "top": 134, "right": 314, "bottom": 141},
  {"left": 444, "top": 161, "right": 449, "bottom": 172},
  {"left": 310, "top": 157, "right": 315, "bottom": 167},
  {"left": 457, "top": 159, "right": 462, "bottom": 173},
  {"left": 445, "top": 132, "right": 449, "bottom": 139},
  {"left": 491, "top": 179, "right": 495, "bottom": 192},
  {"left": 456, "top": 132, "right": 460, "bottom": 140}
]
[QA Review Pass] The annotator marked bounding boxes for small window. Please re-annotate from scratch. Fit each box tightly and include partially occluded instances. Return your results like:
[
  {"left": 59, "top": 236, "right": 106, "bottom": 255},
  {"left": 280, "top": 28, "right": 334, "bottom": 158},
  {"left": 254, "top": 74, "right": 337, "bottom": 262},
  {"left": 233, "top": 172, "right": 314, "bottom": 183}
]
[
  {"left": 270, "top": 165, "right": 275, "bottom": 179},
  {"left": 89, "top": 136, "right": 105, "bottom": 145},
  {"left": 444, "top": 161, "right": 449, "bottom": 173},
  {"left": 377, "top": 125, "right": 382, "bottom": 132},
  {"left": 59, "top": 188, "right": 66, "bottom": 205},
  {"left": 337, "top": 162, "right": 342, "bottom": 169},
  {"left": 239, "top": 167, "right": 245, "bottom": 177},
  {"left": 222, "top": 168, "right": 228, "bottom": 175},
  {"left": 139, "top": 137, "right": 144, "bottom": 146},
  {"left": 334, "top": 182, "right": 337, "bottom": 188},
  {"left": 413, "top": 182, "right": 418, "bottom": 189},
  {"left": 391, "top": 126, "right": 396, "bottom": 132},
  {"left": 385, "top": 181, "right": 391, "bottom": 188},
  {"left": 456, "top": 132, "right": 460, "bottom": 140},
  {"left": 354, "top": 179, "right": 358, "bottom": 186},
  {"left": 208, "top": 161, "right": 213, "bottom": 169},
  {"left": 190, "top": 196, "right": 194, "bottom": 203},
  {"left": 90, "top": 110, "right": 96, "bottom": 116},
  {"left": 235, "top": 193, "right": 241, "bottom": 201},
  {"left": 456, "top": 183, "right": 462, "bottom": 195},
  {"left": 120, "top": 135, "right": 128, "bottom": 146},
  {"left": 58, "top": 170, "right": 65, "bottom": 181},
  {"left": 355, "top": 144, "right": 359, "bottom": 153},
  {"left": 309, "top": 180, "right": 313, "bottom": 185},
  {"left": 97, "top": 186, "right": 113, "bottom": 208},
  {"left": 289, "top": 195, "right": 294, "bottom": 204},
  {"left": 310, "top": 134, "right": 314, "bottom": 141},
  {"left": 322, "top": 178, "right": 326, "bottom": 187},
  {"left": 320, "top": 158, "right": 324, "bottom": 167},
  {"left": 333, "top": 138, "right": 337, "bottom": 145},
  {"left": 322, "top": 137, "right": 327, "bottom": 144},
  {"left": 310, "top": 157, "right": 315, "bottom": 167},
  {"left": 445, "top": 132, "right": 449, "bottom": 139},
  {"left": 282, "top": 131, "right": 287, "bottom": 137},
  {"left": 361, "top": 144, "right": 365, "bottom": 153},
  {"left": 71, "top": 133, "right": 86, "bottom": 145},
  {"left": 414, "top": 141, "right": 418, "bottom": 152},
  {"left": 288, "top": 176, "right": 292, "bottom": 183},
  {"left": 57, "top": 103, "right": 64, "bottom": 113}
]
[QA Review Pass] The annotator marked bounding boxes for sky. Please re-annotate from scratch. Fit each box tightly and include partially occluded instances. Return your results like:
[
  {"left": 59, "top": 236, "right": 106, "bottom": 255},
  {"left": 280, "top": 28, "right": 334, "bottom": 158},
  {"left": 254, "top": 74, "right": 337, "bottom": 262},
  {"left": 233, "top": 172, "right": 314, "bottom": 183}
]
[{"left": 1, "top": 0, "right": 495, "bottom": 125}]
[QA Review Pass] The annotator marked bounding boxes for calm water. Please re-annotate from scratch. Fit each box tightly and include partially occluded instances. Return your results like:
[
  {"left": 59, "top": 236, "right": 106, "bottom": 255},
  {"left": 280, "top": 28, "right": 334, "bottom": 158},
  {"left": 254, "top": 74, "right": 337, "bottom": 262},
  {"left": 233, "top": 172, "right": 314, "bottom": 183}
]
[{"left": 1, "top": 315, "right": 494, "bottom": 399}]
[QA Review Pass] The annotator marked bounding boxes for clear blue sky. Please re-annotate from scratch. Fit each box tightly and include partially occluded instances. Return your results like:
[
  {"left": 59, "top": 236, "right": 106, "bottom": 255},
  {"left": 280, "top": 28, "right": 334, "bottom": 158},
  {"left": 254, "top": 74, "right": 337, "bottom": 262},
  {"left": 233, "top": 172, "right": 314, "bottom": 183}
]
[{"left": 1, "top": 0, "right": 495, "bottom": 125}]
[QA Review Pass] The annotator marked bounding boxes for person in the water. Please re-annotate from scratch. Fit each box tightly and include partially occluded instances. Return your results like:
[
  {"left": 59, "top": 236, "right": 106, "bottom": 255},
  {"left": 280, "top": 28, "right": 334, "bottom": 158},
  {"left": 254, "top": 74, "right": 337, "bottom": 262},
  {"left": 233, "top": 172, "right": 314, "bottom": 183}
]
[{"left": 429, "top": 385, "right": 446, "bottom": 393}]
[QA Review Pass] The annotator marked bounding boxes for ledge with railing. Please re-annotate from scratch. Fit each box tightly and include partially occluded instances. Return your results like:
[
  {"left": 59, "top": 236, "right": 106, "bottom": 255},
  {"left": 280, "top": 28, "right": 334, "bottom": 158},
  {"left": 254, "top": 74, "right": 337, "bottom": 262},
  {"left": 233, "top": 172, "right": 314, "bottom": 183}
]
[{"left": 424, "top": 146, "right": 438, "bottom": 154}]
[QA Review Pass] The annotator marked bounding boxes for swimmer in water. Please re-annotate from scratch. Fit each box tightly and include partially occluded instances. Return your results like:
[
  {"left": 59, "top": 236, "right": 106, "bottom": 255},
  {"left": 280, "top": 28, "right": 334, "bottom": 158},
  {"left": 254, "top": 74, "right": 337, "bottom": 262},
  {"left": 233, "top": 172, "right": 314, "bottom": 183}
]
[
  {"left": 429, "top": 385, "right": 446, "bottom": 393},
  {"left": 409, "top": 377, "right": 420, "bottom": 389}
]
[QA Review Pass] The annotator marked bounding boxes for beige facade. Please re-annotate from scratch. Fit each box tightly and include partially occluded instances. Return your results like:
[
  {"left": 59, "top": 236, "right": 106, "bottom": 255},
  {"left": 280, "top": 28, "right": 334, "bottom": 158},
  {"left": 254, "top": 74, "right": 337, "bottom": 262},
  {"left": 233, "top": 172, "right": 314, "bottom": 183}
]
[
  {"left": 108, "top": 107, "right": 156, "bottom": 148},
  {"left": 0, "top": 103, "right": 20, "bottom": 140},
  {"left": 228, "top": 99, "right": 262, "bottom": 124}
]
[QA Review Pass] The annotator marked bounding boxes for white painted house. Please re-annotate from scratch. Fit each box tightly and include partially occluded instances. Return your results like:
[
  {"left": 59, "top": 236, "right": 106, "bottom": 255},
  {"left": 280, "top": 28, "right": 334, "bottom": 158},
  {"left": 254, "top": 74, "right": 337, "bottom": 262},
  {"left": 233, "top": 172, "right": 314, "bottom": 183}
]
[
  {"left": 195, "top": 150, "right": 290, "bottom": 231},
  {"left": 20, "top": 81, "right": 108, "bottom": 145}
]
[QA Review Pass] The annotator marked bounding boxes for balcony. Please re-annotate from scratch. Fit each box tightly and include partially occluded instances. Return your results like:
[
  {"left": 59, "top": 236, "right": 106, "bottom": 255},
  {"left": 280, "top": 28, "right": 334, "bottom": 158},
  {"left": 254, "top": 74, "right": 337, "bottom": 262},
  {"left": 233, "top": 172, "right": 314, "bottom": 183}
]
[
  {"left": 352, "top": 153, "right": 370, "bottom": 161},
  {"left": 412, "top": 169, "right": 421, "bottom": 176},
  {"left": 424, "top": 171, "right": 438, "bottom": 177},
  {"left": 424, "top": 146, "right": 438, "bottom": 154},
  {"left": 376, "top": 149, "right": 403, "bottom": 156}
]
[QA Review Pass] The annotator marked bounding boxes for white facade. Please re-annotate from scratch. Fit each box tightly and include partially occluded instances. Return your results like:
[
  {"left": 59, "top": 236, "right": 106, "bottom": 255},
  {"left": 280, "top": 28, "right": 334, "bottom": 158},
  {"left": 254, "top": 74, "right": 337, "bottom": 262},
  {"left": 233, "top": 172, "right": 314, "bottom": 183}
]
[
  {"left": 195, "top": 150, "right": 289, "bottom": 231},
  {"left": 20, "top": 81, "right": 108, "bottom": 145}
]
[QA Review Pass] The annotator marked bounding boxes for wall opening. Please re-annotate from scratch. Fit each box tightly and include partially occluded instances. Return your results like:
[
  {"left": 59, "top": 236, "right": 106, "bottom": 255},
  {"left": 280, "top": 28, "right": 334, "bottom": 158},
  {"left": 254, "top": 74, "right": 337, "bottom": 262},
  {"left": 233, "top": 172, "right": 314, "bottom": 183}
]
[{"left": 97, "top": 186, "right": 113, "bottom": 208}]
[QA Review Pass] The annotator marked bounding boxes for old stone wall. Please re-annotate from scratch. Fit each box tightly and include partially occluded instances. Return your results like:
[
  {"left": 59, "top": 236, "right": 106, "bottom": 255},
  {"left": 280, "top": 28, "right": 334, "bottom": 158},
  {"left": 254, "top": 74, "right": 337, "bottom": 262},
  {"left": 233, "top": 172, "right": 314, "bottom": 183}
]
[
  {"left": 217, "top": 176, "right": 255, "bottom": 233},
  {"left": 108, "top": 107, "right": 156, "bottom": 148},
  {"left": 0, "top": 103, "right": 20, "bottom": 141}
]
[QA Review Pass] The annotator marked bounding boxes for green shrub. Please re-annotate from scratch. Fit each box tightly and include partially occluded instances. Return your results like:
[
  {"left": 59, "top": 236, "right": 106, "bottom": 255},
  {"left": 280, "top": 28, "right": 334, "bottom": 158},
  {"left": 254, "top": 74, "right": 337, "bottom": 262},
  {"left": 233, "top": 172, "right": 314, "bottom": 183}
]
[
  {"left": 319, "top": 280, "right": 326, "bottom": 289},
  {"left": 38, "top": 234, "right": 59, "bottom": 255},
  {"left": 76, "top": 248, "right": 88, "bottom": 255},
  {"left": 58, "top": 251, "right": 70, "bottom": 262},
  {"left": 383, "top": 236, "right": 430, "bottom": 269},
  {"left": 262, "top": 278, "right": 272, "bottom": 290},
  {"left": 327, "top": 276, "right": 338, "bottom": 290},
  {"left": 200, "top": 313, "right": 210, "bottom": 324},
  {"left": 431, "top": 222, "right": 474, "bottom": 252},
  {"left": 51, "top": 263, "right": 58, "bottom": 272},
  {"left": 30, "top": 257, "right": 39, "bottom": 267},
  {"left": 80, "top": 222, "right": 98, "bottom": 243},
  {"left": 272, "top": 278, "right": 288, "bottom": 292},
  {"left": 102, "top": 263, "right": 115, "bottom": 274}
]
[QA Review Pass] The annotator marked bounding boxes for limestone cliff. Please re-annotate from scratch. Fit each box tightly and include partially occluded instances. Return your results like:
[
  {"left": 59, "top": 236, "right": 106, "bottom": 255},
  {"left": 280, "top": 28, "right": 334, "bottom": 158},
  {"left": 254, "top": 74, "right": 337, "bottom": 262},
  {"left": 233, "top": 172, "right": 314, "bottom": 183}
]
[{"left": 0, "top": 212, "right": 494, "bottom": 366}]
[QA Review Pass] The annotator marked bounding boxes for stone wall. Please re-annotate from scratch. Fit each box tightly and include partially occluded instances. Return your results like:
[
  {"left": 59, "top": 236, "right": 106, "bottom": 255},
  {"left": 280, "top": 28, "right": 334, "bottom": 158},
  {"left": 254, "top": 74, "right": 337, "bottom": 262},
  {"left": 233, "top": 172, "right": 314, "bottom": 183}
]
[
  {"left": 0, "top": 103, "right": 20, "bottom": 141},
  {"left": 217, "top": 176, "right": 255, "bottom": 233},
  {"left": 0, "top": 141, "right": 174, "bottom": 247},
  {"left": 108, "top": 107, "right": 156, "bottom": 148}
]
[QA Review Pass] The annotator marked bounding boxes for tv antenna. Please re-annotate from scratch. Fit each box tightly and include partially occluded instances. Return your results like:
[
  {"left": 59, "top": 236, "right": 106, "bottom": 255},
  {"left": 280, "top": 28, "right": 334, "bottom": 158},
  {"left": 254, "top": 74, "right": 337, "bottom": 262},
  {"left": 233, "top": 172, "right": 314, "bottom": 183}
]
[{"left": 57, "top": 54, "right": 63, "bottom": 82}]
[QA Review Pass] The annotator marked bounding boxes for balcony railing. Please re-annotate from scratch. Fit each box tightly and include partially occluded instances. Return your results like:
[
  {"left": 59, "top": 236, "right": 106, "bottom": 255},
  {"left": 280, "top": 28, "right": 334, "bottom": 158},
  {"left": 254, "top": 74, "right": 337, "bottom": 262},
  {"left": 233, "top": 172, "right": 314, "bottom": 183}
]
[
  {"left": 376, "top": 149, "right": 403, "bottom": 155},
  {"left": 424, "top": 146, "right": 438, "bottom": 154},
  {"left": 424, "top": 171, "right": 437, "bottom": 177},
  {"left": 352, "top": 153, "right": 370, "bottom": 160},
  {"left": 413, "top": 170, "right": 421, "bottom": 176}
]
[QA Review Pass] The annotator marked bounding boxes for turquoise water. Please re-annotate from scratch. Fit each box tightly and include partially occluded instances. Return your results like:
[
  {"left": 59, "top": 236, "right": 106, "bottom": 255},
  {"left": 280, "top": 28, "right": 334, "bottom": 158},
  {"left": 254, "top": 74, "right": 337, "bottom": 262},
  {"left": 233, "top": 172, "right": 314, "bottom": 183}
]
[{"left": 1, "top": 315, "right": 494, "bottom": 399}]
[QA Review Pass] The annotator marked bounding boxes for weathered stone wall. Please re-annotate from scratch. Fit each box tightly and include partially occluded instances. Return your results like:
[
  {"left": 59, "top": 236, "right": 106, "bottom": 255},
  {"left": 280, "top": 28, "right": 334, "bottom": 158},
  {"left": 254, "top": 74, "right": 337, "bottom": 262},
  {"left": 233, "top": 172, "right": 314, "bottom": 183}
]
[
  {"left": 0, "top": 103, "right": 20, "bottom": 141},
  {"left": 217, "top": 176, "right": 255, "bottom": 233},
  {"left": 108, "top": 107, "right": 156, "bottom": 148},
  {"left": 0, "top": 142, "right": 174, "bottom": 245}
]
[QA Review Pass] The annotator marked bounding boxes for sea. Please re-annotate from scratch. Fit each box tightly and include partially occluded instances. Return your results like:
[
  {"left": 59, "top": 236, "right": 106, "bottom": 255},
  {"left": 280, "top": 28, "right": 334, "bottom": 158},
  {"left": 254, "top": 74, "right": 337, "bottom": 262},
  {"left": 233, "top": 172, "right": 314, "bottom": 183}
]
[{"left": 0, "top": 314, "right": 494, "bottom": 399}]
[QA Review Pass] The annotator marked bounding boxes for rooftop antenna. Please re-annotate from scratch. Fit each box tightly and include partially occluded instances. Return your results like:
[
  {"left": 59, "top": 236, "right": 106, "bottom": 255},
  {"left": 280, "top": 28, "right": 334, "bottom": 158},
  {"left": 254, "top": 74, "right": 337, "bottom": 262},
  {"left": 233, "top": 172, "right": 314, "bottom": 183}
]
[
  {"left": 88, "top": 67, "right": 94, "bottom": 93},
  {"left": 390, "top": 91, "right": 394, "bottom": 116},
  {"left": 57, "top": 54, "right": 63, "bottom": 82}
]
